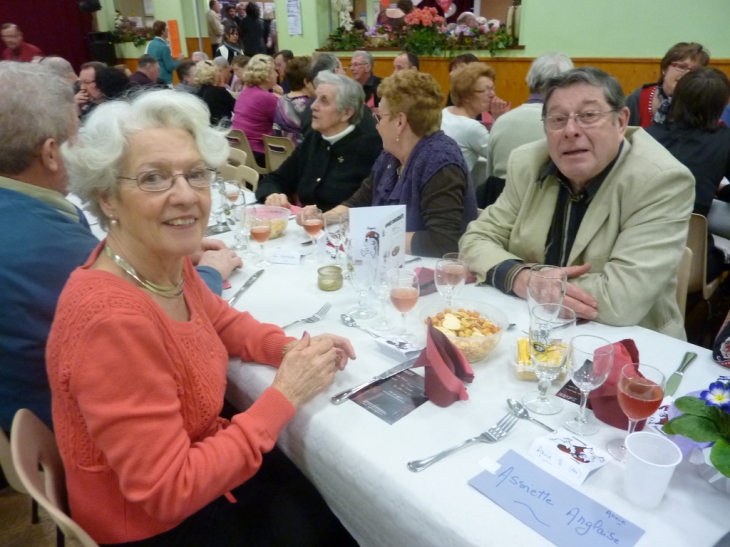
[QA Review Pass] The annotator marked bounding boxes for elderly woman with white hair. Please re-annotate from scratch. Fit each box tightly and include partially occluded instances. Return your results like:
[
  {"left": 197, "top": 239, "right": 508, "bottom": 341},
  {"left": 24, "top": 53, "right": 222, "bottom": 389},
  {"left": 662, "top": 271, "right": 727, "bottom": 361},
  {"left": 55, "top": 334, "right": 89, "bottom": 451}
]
[
  {"left": 47, "top": 89, "right": 357, "bottom": 546},
  {"left": 257, "top": 70, "right": 382, "bottom": 211},
  {"left": 195, "top": 59, "right": 235, "bottom": 126}
]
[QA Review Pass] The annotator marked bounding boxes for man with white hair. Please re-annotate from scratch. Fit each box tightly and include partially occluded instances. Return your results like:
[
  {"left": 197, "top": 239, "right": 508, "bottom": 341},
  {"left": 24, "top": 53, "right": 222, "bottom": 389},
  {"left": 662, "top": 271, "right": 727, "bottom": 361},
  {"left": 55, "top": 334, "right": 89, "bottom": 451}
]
[
  {"left": 482, "top": 52, "right": 574, "bottom": 206},
  {"left": 349, "top": 50, "right": 381, "bottom": 108},
  {"left": 41, "top": 55, "right": 79, "bottom": 90},
  {"left": 191, "top": 50, "right": 209, "bottom": 62},
  {"left": 0, "top": 62, "right": 239, "bottom": 434},
  {"left": 1, "top": 23, "right": 43, "bottom": 62}
]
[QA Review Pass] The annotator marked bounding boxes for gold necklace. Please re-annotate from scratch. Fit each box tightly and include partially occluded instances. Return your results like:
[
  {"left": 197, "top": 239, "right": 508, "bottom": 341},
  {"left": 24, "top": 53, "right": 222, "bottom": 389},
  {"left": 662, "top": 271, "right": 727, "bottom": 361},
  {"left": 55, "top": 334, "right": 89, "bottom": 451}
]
[{"left": 104, "top": 244, "right": 184, "bottom": 298}]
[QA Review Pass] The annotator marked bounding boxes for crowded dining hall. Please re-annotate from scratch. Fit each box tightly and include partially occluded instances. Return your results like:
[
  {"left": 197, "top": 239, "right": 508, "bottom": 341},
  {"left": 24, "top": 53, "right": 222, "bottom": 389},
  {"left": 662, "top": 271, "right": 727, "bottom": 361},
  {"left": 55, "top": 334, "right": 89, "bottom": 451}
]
[{"left": 2, "top": 1, "right": 730, "bottom": 546}]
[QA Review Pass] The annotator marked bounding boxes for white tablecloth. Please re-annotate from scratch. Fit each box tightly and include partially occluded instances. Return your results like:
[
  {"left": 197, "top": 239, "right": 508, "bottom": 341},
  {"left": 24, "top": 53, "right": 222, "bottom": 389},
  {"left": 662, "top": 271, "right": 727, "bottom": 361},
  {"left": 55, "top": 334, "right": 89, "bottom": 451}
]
[{"left": 182, "top": 209, "right": 730, "bottom": 546}]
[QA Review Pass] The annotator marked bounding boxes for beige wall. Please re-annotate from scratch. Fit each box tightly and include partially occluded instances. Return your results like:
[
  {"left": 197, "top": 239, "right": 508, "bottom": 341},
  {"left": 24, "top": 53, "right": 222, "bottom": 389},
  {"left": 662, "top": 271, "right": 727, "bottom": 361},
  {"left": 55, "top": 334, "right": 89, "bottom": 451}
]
[{"left": 479, "top": 0, "right": 513, "bottom": 21}]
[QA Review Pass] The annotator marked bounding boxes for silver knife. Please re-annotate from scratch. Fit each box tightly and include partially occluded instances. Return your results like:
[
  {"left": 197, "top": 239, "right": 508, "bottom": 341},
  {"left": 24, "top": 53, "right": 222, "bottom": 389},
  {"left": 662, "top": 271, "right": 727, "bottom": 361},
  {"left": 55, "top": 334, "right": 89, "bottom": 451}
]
[
  {"left": 227, "top": 270, "right": 264, "bottom": 306},
  {"left": 331, "top": 356, "right": 419, "bottom": 405},
  {"left": 665, "top": 351, "right": 698, "bottom": 396}
]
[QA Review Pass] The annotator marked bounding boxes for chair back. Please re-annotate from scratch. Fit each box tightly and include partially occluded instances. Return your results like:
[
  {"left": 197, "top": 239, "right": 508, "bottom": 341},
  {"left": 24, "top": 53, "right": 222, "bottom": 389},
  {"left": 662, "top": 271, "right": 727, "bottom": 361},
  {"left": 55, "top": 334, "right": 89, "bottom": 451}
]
[
  {"left": 687, "top": 214, "right": 708, "bottom": 295},
  {"left": 262, "top": 135, "right": 294, "bottom": 173},
  {"left": 708, "top": 199, "right": 730, "bottom": 240},
  {"left": 228, "top": 148, "right": 247, "bottom": 168},
  {"left": 228, "top": 129, "right": 269, "bottom": 176},
  {"left": 238, "top": 165, "right": 260, "bottom": 192},
  {"left": 218, "top": 164, "right": 238, "bottom": 183},
  {"left": 0, "top": 427, "right": 27, "bottom": 494},
  {"left": 11, "top": 409, "right": 99, "bottom": 547},
  {"left": 676, "top": 247, "right": 692, "bottom": 320}
]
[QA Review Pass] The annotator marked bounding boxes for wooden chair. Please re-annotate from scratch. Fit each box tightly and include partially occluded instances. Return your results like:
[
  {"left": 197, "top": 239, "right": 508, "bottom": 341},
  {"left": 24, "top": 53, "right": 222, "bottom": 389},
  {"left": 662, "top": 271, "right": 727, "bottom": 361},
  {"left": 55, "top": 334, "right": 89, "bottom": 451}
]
[
  {"left": 218, "top": 163, "right": 238, "bottom": 183},
  {"left": 227, "top": 148, "right": 247, "bottom": 168},
  {"left": 227, "top": 129, "right": 269, "bottom": 176},
  {"left": 1, "top": 426, "right": 40, "bottom": 524},
  {"left": 262, "top": 135, "right": 294, "bottom": 173},
  {"left": 11, "top": 409, "right": 99, "bottom": 547},
  {"left": 217, "top": 164, "right": 259, "bottom": 193},
  {"left": 676, "top": 247, "right": 692, "bottom": 320},
  {"left": 687, "top": 213, "right": 727, "bottom": 301}
]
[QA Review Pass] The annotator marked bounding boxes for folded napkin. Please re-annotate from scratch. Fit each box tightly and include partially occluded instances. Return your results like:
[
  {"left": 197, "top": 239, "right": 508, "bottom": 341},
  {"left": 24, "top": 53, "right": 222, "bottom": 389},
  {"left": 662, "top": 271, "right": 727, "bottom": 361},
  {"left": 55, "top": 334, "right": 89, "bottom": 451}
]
[
  {"left": 588, "top": 339, "right": 645, "bottom": 431},
  {"left": 415, "top": 267, "right": 477, "bottom": 296},
  {"left": 413, "top": 319, "right": 474, "bottom": 407}
]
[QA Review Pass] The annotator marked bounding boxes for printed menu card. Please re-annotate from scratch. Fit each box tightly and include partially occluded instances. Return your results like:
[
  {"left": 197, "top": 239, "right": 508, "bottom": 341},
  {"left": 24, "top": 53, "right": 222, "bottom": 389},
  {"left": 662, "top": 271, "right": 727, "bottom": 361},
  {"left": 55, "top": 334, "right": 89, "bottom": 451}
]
[{"left": 348, "top": 205, "right": 406, "bottom": 275}]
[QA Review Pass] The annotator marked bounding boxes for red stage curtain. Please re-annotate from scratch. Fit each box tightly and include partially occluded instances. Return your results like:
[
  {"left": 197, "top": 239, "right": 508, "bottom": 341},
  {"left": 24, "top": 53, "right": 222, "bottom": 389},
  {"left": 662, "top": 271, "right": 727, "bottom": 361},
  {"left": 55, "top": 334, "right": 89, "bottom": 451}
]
[{"left": 0, "top": 0, "right": 94, "bottom": 71}]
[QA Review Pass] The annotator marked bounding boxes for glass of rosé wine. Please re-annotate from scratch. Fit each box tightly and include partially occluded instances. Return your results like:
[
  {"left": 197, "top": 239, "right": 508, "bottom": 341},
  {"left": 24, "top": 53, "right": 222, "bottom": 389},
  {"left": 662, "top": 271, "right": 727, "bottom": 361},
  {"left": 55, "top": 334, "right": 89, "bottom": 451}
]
[
  {"left": 301, "top": 207, "right": 324, "bottom": 260},
  {"left": 388, "top": 268, "right": 420, "bottom": 337},
  {"left": 607, "top": 364, "right": 666, "bottom": 462},
  {"left": 250, "top": 216, "right": 272, "bottom": 268}
]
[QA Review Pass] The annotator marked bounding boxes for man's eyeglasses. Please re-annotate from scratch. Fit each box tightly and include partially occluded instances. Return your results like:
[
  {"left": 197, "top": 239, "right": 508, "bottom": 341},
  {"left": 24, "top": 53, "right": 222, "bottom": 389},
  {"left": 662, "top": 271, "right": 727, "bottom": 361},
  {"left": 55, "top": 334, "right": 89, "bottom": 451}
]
[
  {"left": 349, "top": 62, "right": 367, "bottom": 69},
  {"left": 542, "top": 110, "right": 616, "bottom": 131},
  {"left": 669, "top": 61, "right": 693, "bottom": 73},
  {"left": 118, "top": 167, "right": 217, "bottom": 192}
]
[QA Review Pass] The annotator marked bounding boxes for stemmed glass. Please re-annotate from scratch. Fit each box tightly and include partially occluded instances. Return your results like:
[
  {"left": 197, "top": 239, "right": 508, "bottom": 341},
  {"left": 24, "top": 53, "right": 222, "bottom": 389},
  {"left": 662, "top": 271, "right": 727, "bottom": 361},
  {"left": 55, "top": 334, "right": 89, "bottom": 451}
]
[
  {"left": 224, "top": 181, "right": 242, "bottom": 207},
  {"left": 562, "top": 335, "right": 614, "bottom": 435},
  {"left": 434, "top": 258, "right": 467, "bottom": 307},
  {"left": 207, "top": 177, "right": 229, "bottom": 234},
  {"left": 527, "top": 265, "right": 567, "bottom": 313},
  {"left": 324, "top": 214, "right": 343, "bottom": 268},
  {"left": 250, "top": 216, "right": 272, "bottom": 268},
  {"left": 607, "top": 364, "right": 666, "bottom": 462},
  {"left": 302, "top": 207, "right": 324, "bottom": 260},
  {"left": 388, "top": 268, "right": 420, "bottom": 337},
  {"left": 371, "top": 259, "right": 393, "bottom": 332},
  {"left": 522, "top": 303, "right": 576, "bottom": 415},
  {"left": 339, "top": 213, "right": 350, "bottom": 279},
  {"left": 348, "top": 254, "right": 376, "bottom": 319},
  {"left": 231, "top": 203, "right": 249, "bottom": 252}
]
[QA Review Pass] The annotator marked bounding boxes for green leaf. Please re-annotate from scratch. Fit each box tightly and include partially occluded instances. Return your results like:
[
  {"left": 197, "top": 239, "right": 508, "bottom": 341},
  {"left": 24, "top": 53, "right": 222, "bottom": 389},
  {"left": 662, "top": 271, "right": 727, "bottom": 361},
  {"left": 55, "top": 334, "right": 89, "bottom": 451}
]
[
  {"left": 674, "top": 396, "right": 712, "bottom": 417},
  {"left": 710, "top": 438, "right": 730, "bottom": 478},
  {"left": 706, "top": 406, "right": 730, "bottom": 440},
  {"left": 662, "top": 420, "right": 676, "bottom": 435},
  {"left": 665, "top": 415, "right": 723, "bottom": 442}
]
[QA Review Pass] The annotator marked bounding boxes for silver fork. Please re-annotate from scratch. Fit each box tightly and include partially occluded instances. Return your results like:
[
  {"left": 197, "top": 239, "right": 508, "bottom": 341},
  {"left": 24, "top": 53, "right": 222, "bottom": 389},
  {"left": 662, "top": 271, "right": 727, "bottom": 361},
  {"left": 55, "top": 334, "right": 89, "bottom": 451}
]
[
  {"left": 407, "top": 413, "right": 519, "bottom": 472},
  {"left": 281, "top": 303, "right": 332, "bottom": 330}
]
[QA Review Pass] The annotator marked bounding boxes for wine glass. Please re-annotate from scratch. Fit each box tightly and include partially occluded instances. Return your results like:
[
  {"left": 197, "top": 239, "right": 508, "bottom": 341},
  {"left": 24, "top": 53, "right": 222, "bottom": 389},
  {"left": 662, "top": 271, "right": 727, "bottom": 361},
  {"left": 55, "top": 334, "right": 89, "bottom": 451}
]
[
  {"left": 371, "top": 257, "right": 393, "bottom": 332},
  {"left": 434, "top": 258, "right": 467, "bottom": 307},
  {"left": 348, "top": 254, "right": 376, "bottom": 319},
  {"left": 522, "top": 303, "right": 576, "bottom": 415},
  {"left": 527, "top": 265, "right": 567, "bottom": 313},
  {"left": 561, "top": 335, "right": 614, "bottom": 435},
  {"left": 339, "top": 213, "right": 350, "bottom": 279},
  {"left": 302, "top": 207, "right": 324, "bottom": 260},
  {"left": 324, "top": 214, "right": 343, "bottom": 267},
  {"left": 607, "top": 364, "right": 666, "bottom": 462},
  {"left": 207, "top": 177, "right": 229, "bottom": 234},
  {"left": 231, "top": 203, "right": 249, "bottom": 252},
  {"left": 224, "top": 181, "right": 242, "bottom": 207},
  {"left": 388, "top": 268, "right": 420, "bottom": 337},
  {"left": 250, "top": 216, "right": 272, "bottom": 268}
]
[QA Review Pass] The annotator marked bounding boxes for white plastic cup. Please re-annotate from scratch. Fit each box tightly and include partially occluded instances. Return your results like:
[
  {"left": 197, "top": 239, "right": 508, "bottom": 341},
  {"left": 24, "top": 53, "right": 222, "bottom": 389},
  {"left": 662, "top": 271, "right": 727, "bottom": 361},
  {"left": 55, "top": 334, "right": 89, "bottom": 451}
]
[{"left": 623, "top": 432, "right": 682, "bottom": 509}]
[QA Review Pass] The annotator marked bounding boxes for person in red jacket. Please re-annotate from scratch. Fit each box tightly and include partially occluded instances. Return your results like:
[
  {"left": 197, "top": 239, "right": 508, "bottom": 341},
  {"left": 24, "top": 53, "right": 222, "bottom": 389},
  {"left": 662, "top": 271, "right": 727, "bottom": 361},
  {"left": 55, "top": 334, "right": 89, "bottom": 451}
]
[{"left": 1, "top": 23, "right": 43, "bottom": 62}]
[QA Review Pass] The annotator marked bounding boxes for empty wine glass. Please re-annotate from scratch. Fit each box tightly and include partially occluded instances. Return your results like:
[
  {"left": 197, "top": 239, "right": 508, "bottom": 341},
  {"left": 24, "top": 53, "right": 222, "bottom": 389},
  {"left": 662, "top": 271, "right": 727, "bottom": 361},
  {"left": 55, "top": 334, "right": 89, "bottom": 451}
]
[
  {"left": 527, "top": 265, "right": 567, "bottom": 313},
  {"left": 522, "top": 303, "right": 576, "bottom": 415},
  {"left": 388, "top": 268, "right": 420, "bottom": 337},
  {"left": 250, "top": 216, "right": 272, "bottom": 268},
  {"left": 231, "top": 204, "right": 249, "bottom": 252},
  {"left": 324, "top": 214, "right": 343, "bottom": 267},
  {"left": 339, "top": 213, "right": 350, "bottom": 279},
  {"left": 207, "top": 177, "right": 229, "bottom": 234},
  {"left": 371, "top": 259, "right": 393, "bottom": 332},
  {"left": 348, "top": 254, "right": 376, "bottom": 319},
  {"left": 607, "top": 364, "right": 666, "bottom": 462},
  {"left": 434, "top": 258, "right": 467, "bottom": 307},
  {"left": 562, "top": 335, "right": 614, "bottom": 435}
]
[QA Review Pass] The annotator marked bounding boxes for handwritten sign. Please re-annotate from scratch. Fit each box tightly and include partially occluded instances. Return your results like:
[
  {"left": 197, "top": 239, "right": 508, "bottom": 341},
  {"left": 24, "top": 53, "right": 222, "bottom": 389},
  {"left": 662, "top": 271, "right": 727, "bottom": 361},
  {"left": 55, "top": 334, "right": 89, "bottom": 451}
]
[
  {"left": 269, "top": 247, "right": 301, "bottom": 265},
  {"left": 528, "top": 428, "right": 609, "bottom": 485},
  {"left": 469, "top": 450, "right": 644, "bottom": 547}
]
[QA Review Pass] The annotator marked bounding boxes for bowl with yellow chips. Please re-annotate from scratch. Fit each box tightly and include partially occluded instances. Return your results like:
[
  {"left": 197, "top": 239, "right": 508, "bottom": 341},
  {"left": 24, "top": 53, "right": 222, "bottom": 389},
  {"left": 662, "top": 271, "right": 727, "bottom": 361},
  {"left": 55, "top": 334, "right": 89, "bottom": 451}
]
[
  {"left": 248, "top": 205, "right": 290, "bottom": 239},
  {"left": 419, "top": 299, "right": 508, "bottom": 363}
]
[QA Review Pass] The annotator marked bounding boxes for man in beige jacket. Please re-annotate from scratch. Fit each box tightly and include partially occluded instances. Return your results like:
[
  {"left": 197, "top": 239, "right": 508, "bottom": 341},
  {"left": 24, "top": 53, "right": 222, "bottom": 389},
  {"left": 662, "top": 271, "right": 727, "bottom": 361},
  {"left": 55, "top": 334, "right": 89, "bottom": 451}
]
[
  {"left": 206, "top": 0, "right": 224, "bottom": 57},
  {"left": 460, "top": 67, "right": 694, "bottom": 339}
]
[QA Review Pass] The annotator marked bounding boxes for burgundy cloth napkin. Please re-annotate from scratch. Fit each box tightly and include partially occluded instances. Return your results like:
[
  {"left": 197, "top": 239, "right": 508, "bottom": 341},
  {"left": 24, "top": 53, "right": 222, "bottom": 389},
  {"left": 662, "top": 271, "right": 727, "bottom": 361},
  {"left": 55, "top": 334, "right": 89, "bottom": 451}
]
[
  {"left": 588, "top": 339, "right": 645, "bottom": 431},
  {"left": 412, "top": 319, "right": 474, "bottom": 407},
  {"left": 415, "top": 267, "right": 477, "bottom": 296}
]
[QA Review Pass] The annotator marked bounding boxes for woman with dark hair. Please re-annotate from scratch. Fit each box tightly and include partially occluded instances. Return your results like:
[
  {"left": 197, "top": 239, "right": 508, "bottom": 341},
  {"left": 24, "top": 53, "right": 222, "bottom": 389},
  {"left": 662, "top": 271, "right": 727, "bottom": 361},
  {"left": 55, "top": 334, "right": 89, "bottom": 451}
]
[
  {"left": 96, "top": 66, "right": 132, "bottom": 100},
  {"left": 273, "top": 56, "right": 313, "bottom": 145},
  {"left": 239, "top": 3, "right": 266, "bottom": 57},
  {"left": 626, "top": 42, "right": 710, "bottom": 127},
  {"left": 215, "top": 25, "right": 243, "bottom": 64},
  {"left": 647, "top": 67, "right": 730, "bottom": 280},
  {"left": 146, "top": 20, "right": 184, "bottom": 85}
]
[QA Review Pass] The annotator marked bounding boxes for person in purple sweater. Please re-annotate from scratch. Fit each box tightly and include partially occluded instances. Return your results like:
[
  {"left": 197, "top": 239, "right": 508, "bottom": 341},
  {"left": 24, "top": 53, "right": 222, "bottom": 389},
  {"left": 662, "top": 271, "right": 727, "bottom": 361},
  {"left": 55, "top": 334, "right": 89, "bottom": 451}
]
[{"left": 231, "top": 54, "right": 281, "bottom": 167}]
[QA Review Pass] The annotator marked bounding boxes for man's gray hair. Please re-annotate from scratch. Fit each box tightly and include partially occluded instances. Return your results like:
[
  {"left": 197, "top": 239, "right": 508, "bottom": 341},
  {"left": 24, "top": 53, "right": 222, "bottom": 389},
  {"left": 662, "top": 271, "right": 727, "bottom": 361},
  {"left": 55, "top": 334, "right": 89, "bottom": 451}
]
[
  {"left": 543, "top": 67, "right": 625, "bottom": 118},
  {"left": 352, "top": 50, "right": 373, "bottom": 68},
  {"left": 526, "top": 52, "right": 574, "bottom": 94},
  {"left": 138, "top": 54, "right": 158, "bottom": 68},
  {"left": 191, "top": 51, "right": 209, "bottom": 61},
  {"left": 40, "top": 56, "right": 76, "bottom": 80},
  {"left": 313, "top": 70, "right": 365, "bottom": 126},
  {"left": 212, "top": 56, "right": 229, "bottom": 68},
  {"left": 0, "top": 62, "right": 75, "bottom": 175},
  {"left": 62, "top": 90, "right": 230, "bottom": 229},
  {"left": 309, "top": 52, "right": 340, "bottom": 82}
]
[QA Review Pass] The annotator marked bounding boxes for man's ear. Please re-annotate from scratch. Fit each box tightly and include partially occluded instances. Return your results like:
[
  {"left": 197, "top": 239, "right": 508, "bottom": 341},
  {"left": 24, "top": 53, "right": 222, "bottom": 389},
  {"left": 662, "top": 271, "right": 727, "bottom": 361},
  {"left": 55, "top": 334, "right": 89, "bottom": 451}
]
[{"left": 38, "top": 138, "right": 62, "bottom": 173}]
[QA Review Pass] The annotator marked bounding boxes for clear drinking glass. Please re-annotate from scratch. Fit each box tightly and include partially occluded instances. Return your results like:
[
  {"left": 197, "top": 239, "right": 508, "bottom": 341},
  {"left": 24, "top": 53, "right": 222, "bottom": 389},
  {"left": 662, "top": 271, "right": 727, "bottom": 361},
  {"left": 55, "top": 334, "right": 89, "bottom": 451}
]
[
  {"left": 348, "top": 254, "right": 376, "bottom": 319},
  {"left": 371, "top": 258, "right": 393, "bottom": 332},
  {"left": 527, "top": 265, "right": 567, "bottom": 313},
  {"left": 324, "top": 214, "right": 343, "bottom": 266},
  {"left": 207, "top": 178, "right": 229, "bottom": 234},
  {"left": 232, "top": 204, "right": 249, "bottom": 252},
  {"left": 607, "top": 364, "right": 666, "bottom": 462},
  {"left": 522, "top": 303, "right": 576, "bottom": 415},
  {"left": 250, "top": 216, "right": 272, "bottom": 268},
  {"left": 388, "top": 268, "right": 420, "bottom": 337},
  {"left": 561, "top": 335, "right": 614, "bottom": 435},
  {"left": 434, "top": 258, "right": 467, "bottom": 307},
  {"left": 339, "top": 213, "right": 350, "bottom": 279},
  {"left": 302, "top": 207, "right": 324, "bottom": 260}
]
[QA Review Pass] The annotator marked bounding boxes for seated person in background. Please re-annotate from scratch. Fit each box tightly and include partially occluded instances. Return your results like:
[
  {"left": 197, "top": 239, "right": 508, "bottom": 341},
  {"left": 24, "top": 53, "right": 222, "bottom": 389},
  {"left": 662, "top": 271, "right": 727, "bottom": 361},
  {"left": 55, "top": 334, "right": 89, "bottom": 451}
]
[
  {"left": 40, "top": 55, "right": 79, "bottom": 91},
  {"left": 626, "top": 42, "right": 709, "bottom": 127},
  {"left": 349, "top": 50, "right": 381, "bottom": 108},
  {"left": 51, "top": 88, "right": 357, "bottom": 546},
  {"left": 460, "top": 67, "right": 694, "bottom": 339},
  {"left": 191, "top": 50, "right": 209, "bottom": 62},
  {"left": 195, "top": 60, "right": 236, "bottom": 126},
  {"left": 445, "top": 53, "right": 509, "bottom": 126},
  {"left": 229, "top": 54, "right": 250, "bottom": 93},
  {"left": 274, "top": 49, "right": 294, "bottom": 93},
  {"left": 1, "top": 23, "right": 42, "bottom": 61},
  {"left": 272, "top": 55, "right": 313, "bottom": 145},
  {"left": 129, "top": 54, "right": 164, "bottom": 88},
  {"left": 96, "top": 66, "right": 133, "bottom": 101},
  {"left": 231, "top": 54, "right": 280, "bottom": 167},
  {"left": 258, "top": 71, "right": 382, "bottom": 210},
  {"left": 323, "top": 70, "right": 477, "bottom": 257},
  {"left": 299, "top": 52, "right": 348, "bottom": 136},
  {"left": 75, "top": 61, "right": 106, "bottom": 119},
  {"left": 647, "top": 67, "right": 730, "bottom": 281},
  {"left": 174, "top": 60, "right": 198, "bottom": 94},
  {"left": 441, "top": 62, "right": 495, "bottom": 180},
  {"left": 483, "top": 52, "right": 574, "bottom": 207},
  {"left": 393, "top": 51, "right": 419, "bottom": 73},
  {"left": 212, "top": 55, "right": 233, "bottom": 88}
]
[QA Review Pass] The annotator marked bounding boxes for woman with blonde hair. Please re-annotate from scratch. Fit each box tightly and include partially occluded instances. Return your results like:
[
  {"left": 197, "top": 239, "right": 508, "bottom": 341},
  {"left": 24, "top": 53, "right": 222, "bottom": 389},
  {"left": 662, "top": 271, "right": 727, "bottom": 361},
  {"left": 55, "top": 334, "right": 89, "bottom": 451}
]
[
  {"left": 195, "top": 59, "right": 235, "bottom": 126},
  {"left": 231, "top": 54, "right": 280, "bottom": 166},
  {"left": 320, "top": 70, "right": 478, "bottom": 257}
]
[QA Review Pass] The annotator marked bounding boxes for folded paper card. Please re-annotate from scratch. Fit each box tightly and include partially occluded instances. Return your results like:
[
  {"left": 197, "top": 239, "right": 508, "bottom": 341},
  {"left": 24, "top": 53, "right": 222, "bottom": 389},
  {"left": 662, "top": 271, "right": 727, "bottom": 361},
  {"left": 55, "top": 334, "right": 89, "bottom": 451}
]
[
  {"left": 412, "top": 319, "right": 473, "bottom": 407},
  {"left": 414, "top": 267, "right": 477, "bottom": 296},
  {"left": 527, "top": 428, "right": 610, "bottom": 485},
  {"left": 469, "top": 450, "right": 645, "bottom": 547},
  {"left": 375, "top": 336, "right": 423, "bottom": 361},
  {"left": 350, "top": 369, "right": 427, "bottom": 424}
]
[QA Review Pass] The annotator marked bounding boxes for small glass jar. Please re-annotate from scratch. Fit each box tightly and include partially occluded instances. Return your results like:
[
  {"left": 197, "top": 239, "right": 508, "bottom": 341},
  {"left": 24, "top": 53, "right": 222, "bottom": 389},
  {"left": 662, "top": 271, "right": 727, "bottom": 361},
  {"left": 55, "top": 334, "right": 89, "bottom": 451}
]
[{"left": 318, "top": 265, "right": 343, "bottom": 291}]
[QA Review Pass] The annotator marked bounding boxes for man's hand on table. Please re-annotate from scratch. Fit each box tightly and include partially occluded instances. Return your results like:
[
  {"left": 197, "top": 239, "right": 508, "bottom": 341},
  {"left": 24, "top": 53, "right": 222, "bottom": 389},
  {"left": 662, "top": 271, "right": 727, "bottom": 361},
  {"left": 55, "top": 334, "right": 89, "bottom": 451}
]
[
  {"left": 513, "top": 263, "right": 598, "bottom": 320},
  {"left": 275, "top": 333, "right": 356, "bottom": 408},
  {"left": 265, "top": 193, "right": 291, "bottom": 209},
  {"left": 197, "top": 248, "right": 243, "bottom": 280}
]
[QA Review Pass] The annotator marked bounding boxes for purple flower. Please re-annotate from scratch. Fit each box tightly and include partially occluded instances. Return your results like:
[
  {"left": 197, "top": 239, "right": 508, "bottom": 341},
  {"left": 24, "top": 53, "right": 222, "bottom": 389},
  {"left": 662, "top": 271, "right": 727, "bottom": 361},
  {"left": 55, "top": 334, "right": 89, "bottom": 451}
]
[{"left": 700, "top": 381, "right": 730, "bottom": 407}]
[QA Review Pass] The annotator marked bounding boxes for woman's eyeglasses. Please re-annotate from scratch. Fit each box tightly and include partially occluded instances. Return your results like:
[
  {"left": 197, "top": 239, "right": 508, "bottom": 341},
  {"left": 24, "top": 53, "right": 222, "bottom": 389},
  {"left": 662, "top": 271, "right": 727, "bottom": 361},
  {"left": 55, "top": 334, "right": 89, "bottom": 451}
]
[{"left": 118, "top": 167, "right": 217, "bottom": 192}]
